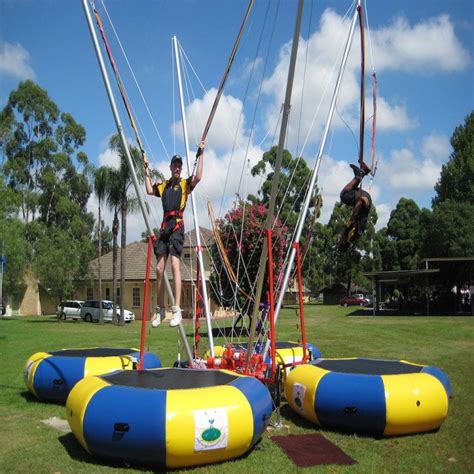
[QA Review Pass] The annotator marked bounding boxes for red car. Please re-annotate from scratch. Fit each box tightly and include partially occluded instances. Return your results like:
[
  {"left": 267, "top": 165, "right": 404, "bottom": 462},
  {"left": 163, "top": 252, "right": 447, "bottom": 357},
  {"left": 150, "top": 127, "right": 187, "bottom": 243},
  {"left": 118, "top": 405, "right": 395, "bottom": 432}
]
[{"left": 340, "top": 294, "right": 369, "bottom": 307}]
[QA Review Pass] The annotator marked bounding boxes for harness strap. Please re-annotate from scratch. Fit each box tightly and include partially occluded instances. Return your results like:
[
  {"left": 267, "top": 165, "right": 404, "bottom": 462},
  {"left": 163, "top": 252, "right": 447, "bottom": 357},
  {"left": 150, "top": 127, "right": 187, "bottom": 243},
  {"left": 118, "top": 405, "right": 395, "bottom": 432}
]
[{"left": 161, "top": 210, "right": 184, "bottom": 235}]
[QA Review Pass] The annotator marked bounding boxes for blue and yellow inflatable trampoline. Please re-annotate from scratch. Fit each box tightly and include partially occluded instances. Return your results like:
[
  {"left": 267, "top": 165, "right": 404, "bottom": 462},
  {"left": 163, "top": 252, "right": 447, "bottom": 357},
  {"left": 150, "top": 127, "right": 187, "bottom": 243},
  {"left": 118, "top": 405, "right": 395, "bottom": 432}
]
[
  {"left": 66, "top": 368, "right": 273, "bottom": 468},
  {"left": 285, "top": 358, "right": 451, "bottom": 436},
  {"left": 24, "top": 348, "right": 161, "bottom": 404}
]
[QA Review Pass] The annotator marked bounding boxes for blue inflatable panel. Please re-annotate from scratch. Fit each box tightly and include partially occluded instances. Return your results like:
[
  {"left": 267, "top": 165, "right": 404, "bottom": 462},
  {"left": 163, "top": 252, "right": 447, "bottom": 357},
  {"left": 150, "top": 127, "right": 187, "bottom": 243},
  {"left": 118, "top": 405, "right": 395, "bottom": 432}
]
[
  {"left": 83, "top": 384, "right": 167, "bottom": 465},
  {"left": 33, "top": 356, "right": 86, "bottom": 403},
  {"left": 422, "top": 366, "right": 453, "bottom": 399},
  {"left": 24, "top": 348, "right": 162, "bottom": 404},
  {"left": 315, "top": 371, "right": 386, "bottom": 436},
  {"left": 230, "top": 377, "right": 273, "bottom": 446}
]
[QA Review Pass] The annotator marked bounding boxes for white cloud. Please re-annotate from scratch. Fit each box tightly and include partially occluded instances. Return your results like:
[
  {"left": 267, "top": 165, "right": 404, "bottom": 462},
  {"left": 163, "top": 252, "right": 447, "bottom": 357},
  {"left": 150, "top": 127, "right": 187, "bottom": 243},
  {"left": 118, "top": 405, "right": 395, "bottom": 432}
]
[
  {"left": 0, "top": 42, "right": 35, "bottom": 80},
  {"left": 374, "top": 202, "right": 391, "bottom": 229},
  {"left": 375, "top": 97, "right": 417, "bottom": 131},
  {"left": 98, "top": 148, "right": 120, "bottom": 168},
  {"left": 171, "top": 88, "right": 247, "bottom": 152},
  {"left": 259, "top": 9, "right": 469, "bottom": 153},
  {"left": 373, "top": 15, "right": 470, "bottom": 72},
  {"left": 421, "top": 133, "right": 451, "bottom": 162},
  {"left": 378, "top": 147, "right": 442, "bottom": 192}
]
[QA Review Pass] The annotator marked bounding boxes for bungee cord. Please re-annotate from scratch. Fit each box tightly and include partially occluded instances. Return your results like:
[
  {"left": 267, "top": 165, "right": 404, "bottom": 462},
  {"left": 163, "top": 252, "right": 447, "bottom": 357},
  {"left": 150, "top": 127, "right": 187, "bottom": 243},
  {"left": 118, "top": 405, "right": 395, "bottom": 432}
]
[{"left": 99, "top": 0, "right": 169, "bottom": 159}]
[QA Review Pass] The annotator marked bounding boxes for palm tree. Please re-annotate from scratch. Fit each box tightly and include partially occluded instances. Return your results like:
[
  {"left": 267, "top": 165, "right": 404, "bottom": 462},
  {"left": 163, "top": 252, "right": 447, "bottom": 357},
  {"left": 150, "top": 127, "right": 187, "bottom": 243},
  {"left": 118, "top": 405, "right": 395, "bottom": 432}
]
[
  {"left": 105, "top": 170, "right": 122, "bottom": 325},
  {"left": 93, "top": 166, "right": 110, "bottom": 324}
]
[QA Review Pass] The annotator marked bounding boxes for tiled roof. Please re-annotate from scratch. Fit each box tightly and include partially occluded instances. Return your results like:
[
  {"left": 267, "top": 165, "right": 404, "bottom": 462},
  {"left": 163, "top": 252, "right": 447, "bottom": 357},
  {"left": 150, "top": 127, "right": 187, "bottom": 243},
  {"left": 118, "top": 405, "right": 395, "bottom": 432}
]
[{"left": 89, "top": 227, "right": 212, "bottom": 281}]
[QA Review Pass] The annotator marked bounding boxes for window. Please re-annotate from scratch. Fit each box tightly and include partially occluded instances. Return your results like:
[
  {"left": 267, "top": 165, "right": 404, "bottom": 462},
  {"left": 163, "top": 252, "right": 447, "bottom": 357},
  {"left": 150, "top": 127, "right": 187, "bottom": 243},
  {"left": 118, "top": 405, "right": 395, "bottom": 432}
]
[
  {"left": 132, "top": 288, "right": 140, "bottom": 307},
  {"left": 183, "top": 252, "right": 192, "bottom": 260},
  {"left": 86, "top": 288, "right": 93, "bottom": 300},
  {"left": 116, "top": 287, "right": 121, "bottom": 304},
  {"left": 105, "top": 288, "right": 110, "bottom": 300}
]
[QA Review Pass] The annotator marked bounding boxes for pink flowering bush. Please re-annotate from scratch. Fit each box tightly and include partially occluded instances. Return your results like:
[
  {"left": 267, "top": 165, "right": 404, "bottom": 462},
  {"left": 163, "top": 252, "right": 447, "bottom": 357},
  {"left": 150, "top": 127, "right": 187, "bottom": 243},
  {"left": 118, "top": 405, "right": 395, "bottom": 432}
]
[{"left": 210, "top": 201, "right": 289, "bottom": 308}]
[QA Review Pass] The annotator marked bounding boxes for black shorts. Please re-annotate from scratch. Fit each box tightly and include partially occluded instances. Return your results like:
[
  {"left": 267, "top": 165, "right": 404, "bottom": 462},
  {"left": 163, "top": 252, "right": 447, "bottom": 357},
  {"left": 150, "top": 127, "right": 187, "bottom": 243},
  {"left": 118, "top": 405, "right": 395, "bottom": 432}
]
[
  {"left": 340, "top": 189, "right": 372, "bottom": 208},
  {"left": 340, "top": 188, "right": 361, "bottom": 207},
  {"left": 153, "top": 227, "right": 185, "bottom": 258}
]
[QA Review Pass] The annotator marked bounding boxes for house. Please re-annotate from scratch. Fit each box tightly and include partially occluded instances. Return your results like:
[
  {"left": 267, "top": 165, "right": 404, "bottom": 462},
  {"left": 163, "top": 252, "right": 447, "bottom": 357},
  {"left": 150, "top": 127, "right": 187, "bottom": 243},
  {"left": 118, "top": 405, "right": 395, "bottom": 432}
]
[
  {"left": 282, "top": 278, "right": 312, "bottom": 305},
  {"left": 77, "top": 227, "right": 215, "bottom": 320}
]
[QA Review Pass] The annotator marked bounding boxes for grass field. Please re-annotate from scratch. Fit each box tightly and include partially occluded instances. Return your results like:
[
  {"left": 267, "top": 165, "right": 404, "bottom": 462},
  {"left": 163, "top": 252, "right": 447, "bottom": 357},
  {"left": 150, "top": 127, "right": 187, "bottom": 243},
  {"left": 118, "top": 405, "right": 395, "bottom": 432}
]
[{"left": 1, "top": 305, "right": 473, "bottom": 473}]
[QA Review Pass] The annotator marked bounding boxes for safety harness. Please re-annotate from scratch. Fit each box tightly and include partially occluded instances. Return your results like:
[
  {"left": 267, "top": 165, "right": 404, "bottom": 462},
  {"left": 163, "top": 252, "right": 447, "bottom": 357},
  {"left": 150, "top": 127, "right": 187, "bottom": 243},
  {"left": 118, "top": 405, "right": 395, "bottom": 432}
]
[{"left": 160, "top": 210, "right": 184, "bottom": 237}]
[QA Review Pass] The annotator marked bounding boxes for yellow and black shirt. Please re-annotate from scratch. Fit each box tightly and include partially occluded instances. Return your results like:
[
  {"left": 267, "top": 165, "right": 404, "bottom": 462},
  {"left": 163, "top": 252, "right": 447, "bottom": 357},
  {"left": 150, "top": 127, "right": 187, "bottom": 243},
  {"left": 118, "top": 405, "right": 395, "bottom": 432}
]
[{"left": 152, "top": 177, "right": 194, "bottom": 214}]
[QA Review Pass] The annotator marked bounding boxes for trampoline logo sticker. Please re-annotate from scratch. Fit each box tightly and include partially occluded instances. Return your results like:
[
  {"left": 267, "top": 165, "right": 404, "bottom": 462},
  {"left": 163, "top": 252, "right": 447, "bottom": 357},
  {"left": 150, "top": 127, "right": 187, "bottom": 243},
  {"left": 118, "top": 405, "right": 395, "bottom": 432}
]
[
  {"left": 293, "top": 382, "right": 306, "bottom": 413},
  {"left": 194, "top": 408, "right": 228, "bottom": 451}
]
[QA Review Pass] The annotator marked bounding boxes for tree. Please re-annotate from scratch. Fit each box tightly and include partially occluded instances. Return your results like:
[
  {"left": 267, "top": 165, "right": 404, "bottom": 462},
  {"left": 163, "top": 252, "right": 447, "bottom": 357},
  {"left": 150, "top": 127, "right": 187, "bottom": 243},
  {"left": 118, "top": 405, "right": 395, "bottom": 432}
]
[
  {"left": 385, "top": 198, "right": 422, "bottom": 270},
  {"left": 0, "top": 175, "right": 29, "bottom": 301},
  {"left": 34, "top": 227, "right": 82, "bottom": 302},
  {"left": 93, "top": 166, "right": 110, "bottom": 324},
  {"left": 421, "top": 201, "right": 474, "bottom": 257},
  {"left": 105, "top": 135, "right": 162, "bottom": 325},
  {"left": 420, "top": 112, "right": 474, "bottom": 259},
  {"left": 326, "top": 201, "right": 377, "bottom": 293},
  {"left": 1, "top": 81, "right": 89, "bottom": 226},
  {"left": 1, "top": 81, "right": 94, "bottom": 305},
  {"left": 249, "top": 146, "right": 317, "bottom": 231},
  {"left": 433, "top": 111, "right": 474, "bottom": 205},
  {"left": 210, "top": 201, "right": 289, "bottom": 312}
]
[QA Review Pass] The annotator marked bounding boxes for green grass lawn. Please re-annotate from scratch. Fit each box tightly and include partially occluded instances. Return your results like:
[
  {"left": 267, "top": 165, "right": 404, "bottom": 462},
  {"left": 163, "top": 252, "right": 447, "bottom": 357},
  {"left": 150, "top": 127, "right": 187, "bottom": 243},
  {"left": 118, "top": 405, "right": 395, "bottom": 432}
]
[{"left": 1, "top": 305, "right": 473, "bottom": 473}]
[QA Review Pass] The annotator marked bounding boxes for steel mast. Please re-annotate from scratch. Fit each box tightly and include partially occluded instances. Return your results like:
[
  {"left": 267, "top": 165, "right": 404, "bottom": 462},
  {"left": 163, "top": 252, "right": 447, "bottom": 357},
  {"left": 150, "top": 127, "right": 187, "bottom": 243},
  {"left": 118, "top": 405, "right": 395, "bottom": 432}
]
[
  {"left": 82, "top": 0, "right": 193, "bottom": 364},
  {"left": 172, "top": 36, "right": 215, "bottom": 357},
  {"left": 263, "top": 0, "right": 362, "bottom": 359},
  {"left": 246, "top": 0, "right": 305, "bottom": 366}
]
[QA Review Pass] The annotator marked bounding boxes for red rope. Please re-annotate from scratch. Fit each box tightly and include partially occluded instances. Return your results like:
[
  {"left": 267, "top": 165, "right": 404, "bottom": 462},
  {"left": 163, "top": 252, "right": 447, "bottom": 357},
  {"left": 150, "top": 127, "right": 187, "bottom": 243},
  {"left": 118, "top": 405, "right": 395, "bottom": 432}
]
[
  {"left": 265, "top": 230, "right": 276, "bottom": 379},
  {"left": 138, "top": 235, "right": 155, "bottom": 369},
  {"left": 293, "top": 242, "right": 308, "bottom": 362},
  {"left": 93, "top": 7, "right": 146, "bottom": 158},
  {"left": 370, "top": 71, "right": 378, "bottom": 176}
]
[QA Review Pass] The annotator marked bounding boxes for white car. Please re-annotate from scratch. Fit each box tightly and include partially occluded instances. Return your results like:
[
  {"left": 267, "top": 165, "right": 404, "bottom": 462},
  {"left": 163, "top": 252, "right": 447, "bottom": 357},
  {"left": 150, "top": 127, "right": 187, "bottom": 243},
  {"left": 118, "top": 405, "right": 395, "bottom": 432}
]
[
  {"left": 56, "top": 300, "right": 84, "bottom": 320},
  {"left": 80, "top": 300, "right": 135, "bottom": 323}
]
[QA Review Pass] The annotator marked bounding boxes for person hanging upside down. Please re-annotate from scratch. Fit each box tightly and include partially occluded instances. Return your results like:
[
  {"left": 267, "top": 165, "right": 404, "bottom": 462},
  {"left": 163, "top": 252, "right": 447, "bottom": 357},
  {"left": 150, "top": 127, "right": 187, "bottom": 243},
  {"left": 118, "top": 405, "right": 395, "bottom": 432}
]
[
  {"left": 144, "top": 141, "right": 205, "bottom": 327},
  {"left": 338, "top": 162, "right": 372, "bottom": 252}
]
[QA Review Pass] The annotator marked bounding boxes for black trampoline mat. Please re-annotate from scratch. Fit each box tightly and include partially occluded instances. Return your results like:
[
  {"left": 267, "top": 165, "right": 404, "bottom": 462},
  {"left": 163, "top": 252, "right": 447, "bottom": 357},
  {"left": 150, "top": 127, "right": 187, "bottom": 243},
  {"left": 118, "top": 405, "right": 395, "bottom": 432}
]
[
  {"left": 49, "top": 348, "right": 137, "bottom": 357},
  {"left": 313, "top": 358, "right": 424, "bottom": 375},
  {"left": 101, "top": 368, "right": 239, "bottom": 390}
]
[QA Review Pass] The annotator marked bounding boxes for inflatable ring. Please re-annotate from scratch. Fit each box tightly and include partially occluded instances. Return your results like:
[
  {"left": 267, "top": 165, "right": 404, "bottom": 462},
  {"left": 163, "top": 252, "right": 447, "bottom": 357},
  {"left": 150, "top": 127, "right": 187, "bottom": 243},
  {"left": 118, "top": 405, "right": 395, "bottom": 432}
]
[
  {"left": 285, "top": 358, "right": 451, "bottom": 436},
  {"left": 66, "top": 368, "right": 273, "bottom": 468},
  {"left": 24, "top": 348, "right": 161, "bottom": 404}
]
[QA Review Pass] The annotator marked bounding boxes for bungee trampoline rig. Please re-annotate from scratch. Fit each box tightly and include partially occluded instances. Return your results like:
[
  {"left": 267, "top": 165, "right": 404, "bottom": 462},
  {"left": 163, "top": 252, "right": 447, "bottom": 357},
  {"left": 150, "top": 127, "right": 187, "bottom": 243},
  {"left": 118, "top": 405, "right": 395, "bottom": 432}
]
[{"left": 22, "top": 0, "right": 452, "bottom": 469}]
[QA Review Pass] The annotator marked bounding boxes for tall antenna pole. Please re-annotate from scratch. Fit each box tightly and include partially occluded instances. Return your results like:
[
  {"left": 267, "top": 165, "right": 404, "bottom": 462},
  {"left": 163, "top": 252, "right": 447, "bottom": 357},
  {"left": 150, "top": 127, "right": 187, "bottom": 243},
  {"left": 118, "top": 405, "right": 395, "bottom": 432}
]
[
  {"left": 246, "top": 0, "right": 305, "bottom": 366},
  {"left": 173, "top": 36, "right": 215, "bottom": 357},
  {"left": 82, "top": 0, "right": 193, "bottom": 364},
  {"left": 263, "top": 0, "right": 361, "bottom": 359}
]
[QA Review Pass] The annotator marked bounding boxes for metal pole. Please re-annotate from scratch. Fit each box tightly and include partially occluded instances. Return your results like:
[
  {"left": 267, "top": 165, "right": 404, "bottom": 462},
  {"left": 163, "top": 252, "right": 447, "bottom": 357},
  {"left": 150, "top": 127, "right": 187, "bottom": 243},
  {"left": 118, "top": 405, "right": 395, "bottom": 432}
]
[
  {"left": 82, "top": 0, "right": 193, "bottom": 363},
  {"left": 246, "top": 0, "right": 305, "bottom": 366},
  {"left": 264, "top": 0, "right": 361, "bottom": 359},
  {"left": 173, "top": 36, "right": 215, "bottom": 356}
]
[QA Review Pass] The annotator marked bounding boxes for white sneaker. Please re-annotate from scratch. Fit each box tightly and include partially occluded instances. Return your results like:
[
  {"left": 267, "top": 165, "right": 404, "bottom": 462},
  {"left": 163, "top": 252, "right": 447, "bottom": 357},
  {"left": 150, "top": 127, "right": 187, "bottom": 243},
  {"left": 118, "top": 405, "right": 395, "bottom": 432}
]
[
  {"left": 151, "top": 306, "right": 165, "bottom": 328},
  {"left": 170, "top": 306, "right": 182, "bottom": 327}
]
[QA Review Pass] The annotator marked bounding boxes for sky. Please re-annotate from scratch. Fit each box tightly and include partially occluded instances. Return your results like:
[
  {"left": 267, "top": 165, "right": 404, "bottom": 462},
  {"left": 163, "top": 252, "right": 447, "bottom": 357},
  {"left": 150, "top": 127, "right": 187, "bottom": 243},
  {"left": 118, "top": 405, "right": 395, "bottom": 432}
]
[{"left": 1, "top": 0, "right": 473, "bottom": 244}]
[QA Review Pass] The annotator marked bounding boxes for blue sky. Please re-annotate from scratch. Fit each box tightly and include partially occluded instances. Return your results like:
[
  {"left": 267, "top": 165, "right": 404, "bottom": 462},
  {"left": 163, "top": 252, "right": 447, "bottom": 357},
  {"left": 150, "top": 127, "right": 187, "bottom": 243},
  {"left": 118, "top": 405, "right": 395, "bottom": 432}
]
[{"left": 1, "top": 0, "right": 473, "bottom": 242}]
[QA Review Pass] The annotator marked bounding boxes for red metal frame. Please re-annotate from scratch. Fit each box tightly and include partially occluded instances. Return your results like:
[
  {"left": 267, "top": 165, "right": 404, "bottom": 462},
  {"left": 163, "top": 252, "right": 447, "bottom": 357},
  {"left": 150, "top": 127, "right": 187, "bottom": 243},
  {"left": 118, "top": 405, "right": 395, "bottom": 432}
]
[
  {"left": 194, "top": 261, "right": 202, "bottom": 358},
  {"left": 138, "top": 235, "right": 155, "bottom": 370},
  {"left": 293, "top": 241, "right": 308, "bottom": 362},
  {"left": 266, "top": 229, "right": 277, "bottom": 378}
]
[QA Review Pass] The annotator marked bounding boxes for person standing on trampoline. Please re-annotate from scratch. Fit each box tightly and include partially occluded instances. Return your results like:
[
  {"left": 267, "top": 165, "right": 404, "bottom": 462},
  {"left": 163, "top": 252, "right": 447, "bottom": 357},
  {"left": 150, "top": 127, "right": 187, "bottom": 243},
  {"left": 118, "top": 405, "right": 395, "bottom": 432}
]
[
  {"left": 338, "top": 162, "right": 372, "bottom": 251},
  {"left": 144, "top": 141, "right": 205, "bottom": 327}
]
